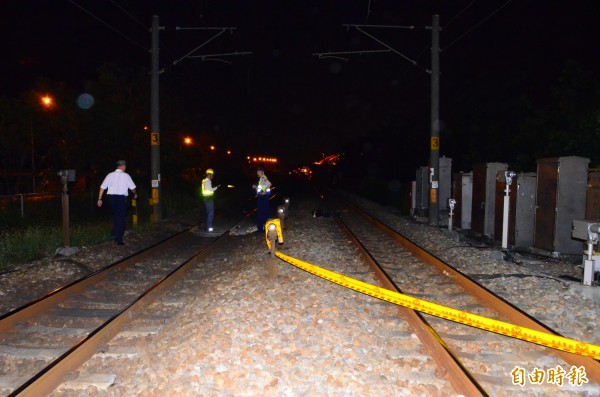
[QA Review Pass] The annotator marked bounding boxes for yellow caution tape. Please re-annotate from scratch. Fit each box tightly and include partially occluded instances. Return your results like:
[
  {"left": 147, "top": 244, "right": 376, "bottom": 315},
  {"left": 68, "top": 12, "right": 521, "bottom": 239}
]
[{"left": 274, "top": 250, "right": 600, "bottom": 360}]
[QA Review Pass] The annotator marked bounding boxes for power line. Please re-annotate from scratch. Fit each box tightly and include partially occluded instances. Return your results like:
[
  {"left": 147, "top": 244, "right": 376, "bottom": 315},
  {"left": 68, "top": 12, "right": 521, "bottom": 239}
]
[
  {"left": 443, "top": 0, "right": 480, "bottom": 29},
  {"left": 66, "top": 0, "right": 148, "bottom": 52},
  {"left": 442, "top": 0, "right": 515, "bottom": 52},
  {"left": 414, "top": 0, "right": 500, "bottom": 61},
  {"left": 108, "top": 0, "right": 148, "bottom": 31},
  {"left": 326, "top": 24, "right": 429, "bottom": 74},
  {"left": 354, "top": 26, "right": 419, "bottom": 67},
  {"left": 171, "top": 28, "right": 233, "bottom": 66}
]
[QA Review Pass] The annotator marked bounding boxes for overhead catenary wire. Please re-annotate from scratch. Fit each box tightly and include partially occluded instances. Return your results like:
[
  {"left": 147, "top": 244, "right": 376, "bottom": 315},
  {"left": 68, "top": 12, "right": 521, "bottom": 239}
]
[
  {"left": 414, "top": 0, "right": 512, "bottom": 61},
  {"left": 108, "top": 0, "right": 148, "bottom": 31},
  {"left": 319, "top": 24, "right": 430, "bottom": 74},
  {"left": 354, "top": 26, "right": 419, "bottom": 67},
  {"left": 442, "top": 0, "right": 515, "bottom": 52},
  {"left": 65, "top": 0, "right": 210, "bottom": 115},
  {"left": 66, "top": 0, "right": 149, "bottom": 52},
  {"left": 442, "top": 0, "right": 480, "bottom": 29},
  {"left": 171, "top": 28, "right": 235, "bottom": 66}
]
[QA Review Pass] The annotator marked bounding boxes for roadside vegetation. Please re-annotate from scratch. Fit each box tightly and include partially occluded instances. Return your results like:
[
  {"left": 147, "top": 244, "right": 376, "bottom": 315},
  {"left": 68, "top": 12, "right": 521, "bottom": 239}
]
[{"left": 0, "top": 186, "right": 199, "bottom": 272}]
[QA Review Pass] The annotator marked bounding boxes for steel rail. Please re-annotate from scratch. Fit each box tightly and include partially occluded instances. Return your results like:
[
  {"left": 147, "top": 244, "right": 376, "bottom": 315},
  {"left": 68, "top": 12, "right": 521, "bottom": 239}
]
[
  {"left": 341, "top": 196, "right": 600, "bottom": 383},
  {"left": 0, "top": 227, "right": 193, "bottom": 334},
  {"left": 334, "top": 216, "right": 487, "bottom": 396},
  {"left": 3, "top": 197, "right": 255, "bottom": 396},
  {"left": 10, "top": 232, "right": 233, "bottom": 397}
]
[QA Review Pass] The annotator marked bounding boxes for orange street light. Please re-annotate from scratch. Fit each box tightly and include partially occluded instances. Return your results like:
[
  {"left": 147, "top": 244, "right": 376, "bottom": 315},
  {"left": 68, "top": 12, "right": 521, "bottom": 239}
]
[
  {"left": 40, "top": 95, "right": 53, "bottom": 108},
  {"left": 184, "top": 137, "right": 193, "bottom": 145},
  {"left": 210, "top": 145, "right": 216, "bottom": 151}
]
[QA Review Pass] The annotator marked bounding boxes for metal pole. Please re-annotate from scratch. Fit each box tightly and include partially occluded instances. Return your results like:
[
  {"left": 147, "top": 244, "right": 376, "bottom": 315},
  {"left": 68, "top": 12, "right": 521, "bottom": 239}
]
[
  {"left": 150, "top": 15, "right": 162, "bottom": 222},
  {"left": 502, "top": 172, "right": 515, "bottom": 249},
  {"left": 429, "top": 14, "right": 440, "bottom": 226},
  {"left": 31, "top": 123, "right": 35, "bottom": 193},
  {"left": 448, "top": 199, "right": 456, "bottom": 231},
  {"left": 61, "top": 177, "right": 70, "bottom": 247},
  {"left": 502, "top": 187, "right": 510, "bottom": 249}
]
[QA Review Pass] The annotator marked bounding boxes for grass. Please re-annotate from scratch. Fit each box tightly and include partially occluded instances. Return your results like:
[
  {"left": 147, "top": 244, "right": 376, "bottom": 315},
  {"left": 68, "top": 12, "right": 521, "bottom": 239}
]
[
  {"left": 0, "top": 223, "right": 105, "bottom": 269},
  {"left": 0, "top": 186, "right": 201, "bottom": 272}
]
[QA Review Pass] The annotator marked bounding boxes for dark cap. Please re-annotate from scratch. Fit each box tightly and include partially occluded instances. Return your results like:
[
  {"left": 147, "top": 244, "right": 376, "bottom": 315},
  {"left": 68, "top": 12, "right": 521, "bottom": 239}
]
[
  {"left": 257, "top": 166, "right": 264, "bottom": 172},
  {"left": 116, "top": 160, "right": 126, "bottom": 166}
]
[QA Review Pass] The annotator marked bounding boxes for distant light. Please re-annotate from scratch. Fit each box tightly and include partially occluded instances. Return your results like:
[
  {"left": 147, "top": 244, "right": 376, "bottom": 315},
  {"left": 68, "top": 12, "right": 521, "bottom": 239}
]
[
  {"left": 184, "top": 137, "right": 192, "bottom": 145},
  {"left": 251, "top": 156, "right": 278, "bottom": 163},
  {"left": 210, "top": 145, "right": 215, "bottom": 151},
  {"left": 40, "top": 95, "right": 53, "bottom": 108},
  {"left": 227, "top": 150, "right": 231, "bottom": 155},
  {"left": 76, "top": 93, "right": 94, "bottom": 109}
]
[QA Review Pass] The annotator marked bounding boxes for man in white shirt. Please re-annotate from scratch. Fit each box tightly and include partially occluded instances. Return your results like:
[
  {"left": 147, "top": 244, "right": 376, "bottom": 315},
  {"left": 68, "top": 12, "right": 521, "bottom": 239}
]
[{"left": 97, "top": 160, "right": 137, "bottom": 245}]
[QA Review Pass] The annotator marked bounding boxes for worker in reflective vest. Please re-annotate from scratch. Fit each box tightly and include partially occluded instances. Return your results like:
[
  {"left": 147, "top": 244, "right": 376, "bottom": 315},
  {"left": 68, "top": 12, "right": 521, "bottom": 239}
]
[
  {"left": 252, "top": 166, "right": 272, "bottom": 232},
  {"left": 201, "top": 168, "right": 219, "bottom": 232}
]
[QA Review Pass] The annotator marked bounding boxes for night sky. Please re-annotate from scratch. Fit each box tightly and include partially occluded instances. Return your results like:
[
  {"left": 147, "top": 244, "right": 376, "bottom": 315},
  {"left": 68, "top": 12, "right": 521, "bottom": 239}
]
[{"left": 2, "top": 0, "right": 600, "bottom": 168}]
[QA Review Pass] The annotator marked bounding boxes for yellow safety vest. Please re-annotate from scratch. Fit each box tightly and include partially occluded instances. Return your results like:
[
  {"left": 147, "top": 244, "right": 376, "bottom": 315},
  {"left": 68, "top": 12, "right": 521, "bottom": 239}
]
[
  {"left": 202, "top": 178, "right": 214, "bottom": 197},
  {"left": 257, "top": 175, "right": 270, "bottom": 194}
]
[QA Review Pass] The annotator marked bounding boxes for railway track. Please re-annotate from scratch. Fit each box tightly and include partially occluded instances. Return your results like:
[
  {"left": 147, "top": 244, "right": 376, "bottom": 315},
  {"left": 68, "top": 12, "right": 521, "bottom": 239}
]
[
  {"left": 1, "top": 187, "right": 598, "bottom": 395},
  {"left": 0, "top": 224, "right": 238, "bottom": 396},
  {"left": 327, "top": 192, "right": 600, "bottom": 395}
]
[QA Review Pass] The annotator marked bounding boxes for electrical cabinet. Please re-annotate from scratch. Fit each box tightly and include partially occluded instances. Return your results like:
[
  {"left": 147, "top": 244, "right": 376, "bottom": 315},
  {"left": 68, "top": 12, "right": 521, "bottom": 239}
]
[
  {"left": 439, "top": 157, "right": 452, "bottom": 211},
  {"left": 410, "top": 181, "right": 416, "bottom": 215},
  {"left": 415, "top": 166, "right": 429, "bottom": 215},
  {"left": 460, "top": 172, "right": 473, "bottom": 230},
  {"left": 515, "top": 173, "right": 537, "bottom": 248},
  {"left": 534, "top": 156, "right": 589, "bottom": 254},
  {"left": 585, "top": 170, "right": 600, "bottom": 222},
  {"left": 471, "top": 163, "right": 507, "bottom": 237},
  {"left": 451, "top": 173, "right": 462, "bottom": 228},
  {"left": 494, "top": 172, "right": 536, "bottom": 248}
]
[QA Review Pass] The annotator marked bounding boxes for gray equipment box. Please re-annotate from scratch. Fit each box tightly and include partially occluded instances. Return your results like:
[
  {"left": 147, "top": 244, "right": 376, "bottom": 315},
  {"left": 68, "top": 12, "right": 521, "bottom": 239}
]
[
  {"left": 415, "top": 166, "right": 429, "bottom": 212},
  {"left": 472, "top": 162, "right": 507, "bottom": 237},
  {"left": 439, "top": 157, "right": 452, "bottom": 211},
  {"left": 515, "top": 172, "right": 537, "bottom": 248},
  {"left": 534, "top": 156, "right": 589, "bottom": 255},
  {"left": 58, "top": 169, "right": 76, "bottom": 182},
  {"left": 572, "top": 219, "right": 599, "bottom": 241},
  {"left": 461, "top": 172, "right": 473, "bottom": 230}
]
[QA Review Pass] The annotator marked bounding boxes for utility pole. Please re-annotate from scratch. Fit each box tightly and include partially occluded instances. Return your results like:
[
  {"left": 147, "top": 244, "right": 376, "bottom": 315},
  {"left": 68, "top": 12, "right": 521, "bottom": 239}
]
[
  {"left": 429, "top": 14, "right": 440, "bottom": 227},
  {"left": 150, "top": 15, "right": 162, "bottom": 222},
  {"left": 147, "top": 21, "right": 249, "bottom": 224}
]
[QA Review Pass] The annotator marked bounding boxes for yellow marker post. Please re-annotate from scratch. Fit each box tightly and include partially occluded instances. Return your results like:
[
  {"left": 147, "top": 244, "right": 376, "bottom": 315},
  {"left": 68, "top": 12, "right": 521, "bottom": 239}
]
[
  {"left": 265, "top": 218, "right": 283, "bottom": 249},
  {"left": 131, "top": 198, "right": 138, "bottom": 226},
  {"left": 265, "top": 219, "right": 283, "bottom": 278}
]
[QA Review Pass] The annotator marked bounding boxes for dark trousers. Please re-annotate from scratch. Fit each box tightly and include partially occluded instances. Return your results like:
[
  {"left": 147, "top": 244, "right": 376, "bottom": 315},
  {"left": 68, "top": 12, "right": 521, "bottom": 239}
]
[
  {"left": 257, "top": 194, "right": 270, "bottom": 231},
  {"left": 108, "top": 194, "right": 127, "bottom": 244},
  {"left": 204, "top": 197, "right": 214, "bottom": 230}
]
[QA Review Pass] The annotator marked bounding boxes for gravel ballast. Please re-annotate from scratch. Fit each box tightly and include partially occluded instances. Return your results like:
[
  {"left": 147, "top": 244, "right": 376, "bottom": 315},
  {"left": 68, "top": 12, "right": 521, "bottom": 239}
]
[{"left": 2, "top": 193, "right": 599, "bottom": 396}]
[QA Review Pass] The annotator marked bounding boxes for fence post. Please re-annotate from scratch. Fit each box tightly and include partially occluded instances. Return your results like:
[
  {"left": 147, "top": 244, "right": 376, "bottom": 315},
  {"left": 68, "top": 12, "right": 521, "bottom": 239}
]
[
  {"left": 60, "top": 176, "right": 70, "bottom": 247},
  {"left": 19, "top": 194, "right": 24, "bottom": 218},
  {"left": 132, "top": 198, "right": 138, "bottom": 226}
]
